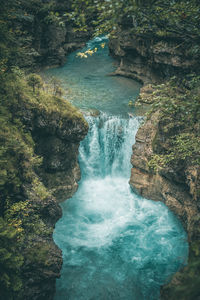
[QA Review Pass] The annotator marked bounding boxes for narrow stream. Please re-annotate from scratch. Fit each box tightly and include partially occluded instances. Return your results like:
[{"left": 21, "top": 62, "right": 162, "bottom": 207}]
[{"left": 43, "top": 37, "right": 188, "bottom": 300}]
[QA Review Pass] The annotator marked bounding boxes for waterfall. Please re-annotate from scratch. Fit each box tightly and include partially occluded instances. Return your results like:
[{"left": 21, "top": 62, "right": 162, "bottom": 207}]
[
  {"left": 79, "top": 113, "right": 141, "bottom": 178},
  {"left": 54, "top": 113, "right": 188, "bottom": 300}
]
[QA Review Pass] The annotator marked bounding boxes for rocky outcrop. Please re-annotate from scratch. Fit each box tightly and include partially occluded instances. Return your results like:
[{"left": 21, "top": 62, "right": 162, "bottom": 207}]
[
  {"left": 129, "top": 84, "right": 200, "bottom": 299},
  {"left": 129, "top": 111, "right": 199, "bottom": 238},
  {"left": 109, "top": 30, "right": 200, "bottom": 84},
  {"left": 35, "top": 23, "right": 92, "bottom": 67},
  {"left": 19, "top": 102, "right": 88, "bottom": 299},
  {"left": 32, "top": 106, "right": 88, "bottom": 201},
  {"left": 2, "top": 76, "right": 89, "bottom": 299},
  {"left": 24, "top": 0, "right": 94, "bottom": 69},
  {"left": 16, "top": 0, "right": 93, "bottom": 69},
  {"left": 21, "top": 191, "right": 63, "bottom": 300}
]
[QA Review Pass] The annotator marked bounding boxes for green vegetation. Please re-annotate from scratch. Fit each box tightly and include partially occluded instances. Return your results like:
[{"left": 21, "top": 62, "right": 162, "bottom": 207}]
[
  {"left": 69, "top": 0, "right": 200, "bottom": 42},
  {"left": 0, "top": 72, "right": 46, "bottom": 298},
  {"left": 0, "top": 0, "right": 200, "bottom": 298},
  {"left": 145, "top": 76, "right": 200, "bottom": 172},
  {"left": 0, "top": 67, "right": 86, "bottom": 299},
  {"left": 0, "top": 1, "right": 87, "bottom": 298},
  {"left": 137, "top": 76, "right": 200, "bottom": 298},
  {"left": 0, "top": 218, "right": 23, "bottom": 299}
]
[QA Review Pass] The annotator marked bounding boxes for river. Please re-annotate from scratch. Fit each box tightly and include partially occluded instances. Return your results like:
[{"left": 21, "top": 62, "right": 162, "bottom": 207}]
[{"left": 43, "top": 36, "right": 188, "bottom": 300}]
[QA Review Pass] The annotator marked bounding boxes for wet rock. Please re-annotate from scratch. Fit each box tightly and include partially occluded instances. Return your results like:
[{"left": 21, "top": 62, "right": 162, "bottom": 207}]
[{"left": 81, "top": 108, "right": 100, "bottom": 117}]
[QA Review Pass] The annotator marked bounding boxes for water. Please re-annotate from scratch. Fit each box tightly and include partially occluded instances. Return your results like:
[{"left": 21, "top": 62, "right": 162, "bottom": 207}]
[
  {"left": 43, "top": 36, "right": 140, "bottom": 116},
  {"left": 44, "top": 37, "right": 188, "bottom": 299}
]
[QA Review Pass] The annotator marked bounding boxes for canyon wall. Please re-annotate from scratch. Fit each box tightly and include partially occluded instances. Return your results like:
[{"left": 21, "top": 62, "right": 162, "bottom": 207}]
[
  {"left": 20, "top": 92, "right": 88, "bottom": 300},
  {"left": 109, "top": 30, "right": 200, "bottom": 84},
  {"left": 16, "top": 0, "right": 93, "bottom": 70},
  {"left": 129, "top": 85, "right": 200, "bottom": 299},
  {"left": 0, "top": 74, "right": 88, "bottom": 299}
]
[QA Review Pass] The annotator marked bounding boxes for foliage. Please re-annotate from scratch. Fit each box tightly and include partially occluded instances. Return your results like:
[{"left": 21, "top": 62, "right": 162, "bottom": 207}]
[
  {"left": 0, "top": 68, "right": 81, "bottom": 298},
  {"left": 146, "top": 76, "right": 200, "bottom": 171},
  {"left": 44, "top": 11, "right": 65, "bottom": 27},
  {"left": 27, "top": 73, "right": 43, "bottom": 93},
  {"left": 0, "top": 0, "right": 90, "bottom": 298},
  {"left": 76, "top": 44, "right": 104, "bottom": 58},
  {"left": 0, "top": 0, "right": 199, "bottom": 299},
  {"left": 69, "top": 0, "right": 200, "bottom": 43},
  {"left": 0, "top": 217, "right": 23, "bottom": 300}
]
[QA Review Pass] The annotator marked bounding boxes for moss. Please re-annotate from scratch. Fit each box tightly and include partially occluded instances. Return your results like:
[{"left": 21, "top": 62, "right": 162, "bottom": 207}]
[
  {"left": 145, "top": 77, "right": 200, "bottom": 171},
  {"left": 0, "top": 70, "right": 87, "bottom": 298},
  {"left": 141, "top": 76, "right": 200, "bottom": 298}
]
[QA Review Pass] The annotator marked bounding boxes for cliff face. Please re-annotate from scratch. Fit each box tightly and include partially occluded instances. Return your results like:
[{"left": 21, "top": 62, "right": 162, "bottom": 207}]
[
  {"left": 21, "top": 106, "right": 88, "bottom": 300},
  {"left": 130, "top": 108, "right": 199, "bottom": 239},
  {"left": 20, "top": 87, "right": 88, "bottom": 300},
  {"left": 0, "top": 74, "right": 88, "bottom": 300},
  {"left": 109, "top": 30, "right": 200, "bottom": 84},
  {"left": 129, "top": 83, "right": 200, "bottom": 299},
  {"left": 34, "top": 22, "right": 91, "bottom": 68},
  {"left": 0, "top": 1, "right": 91, "bottom": 297},
  {"left": 17, "top": 0, "right": 93, "bottom": 70},
  {"left": 20, "top": 101, "right": 88, "bottom": 202}
]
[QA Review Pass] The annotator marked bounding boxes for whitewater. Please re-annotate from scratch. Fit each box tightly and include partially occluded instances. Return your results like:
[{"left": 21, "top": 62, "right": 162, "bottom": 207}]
[{"left": 43, "top": 36, "right": 188, "bottom": 300}]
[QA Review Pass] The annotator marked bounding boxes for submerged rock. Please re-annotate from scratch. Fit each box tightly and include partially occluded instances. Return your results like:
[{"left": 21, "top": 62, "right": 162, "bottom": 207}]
[{"left": 81, "top": 108, "right": 100, "bottom": 117}]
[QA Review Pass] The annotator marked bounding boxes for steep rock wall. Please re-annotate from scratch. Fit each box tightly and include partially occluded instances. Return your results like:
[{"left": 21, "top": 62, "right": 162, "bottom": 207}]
[
  {"left": 130, "top": 111, "right": 199, "bottom": 239},
  {"left": 0, "top": 74, "right": 88, "bottom": 300},
  {"left": 18, "top": 0, "right": 93, "bottom": 69},
  {"left": 20, "top": 104, "right": 88, "bottom": 201},
  {"left": 109, "top": 30, "right": 200, "bottom": 84},
  {"left": 20, "top": 104, "right": 88, "bottom": 300},
  {"left": 129, "top": 85, "right": 200, "bottom": 299}
]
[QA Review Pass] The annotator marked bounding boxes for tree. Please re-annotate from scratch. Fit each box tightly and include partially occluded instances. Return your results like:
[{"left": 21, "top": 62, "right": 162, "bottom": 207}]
[{"left": 27, "top": 74, "right": 43, "bottom": 93}]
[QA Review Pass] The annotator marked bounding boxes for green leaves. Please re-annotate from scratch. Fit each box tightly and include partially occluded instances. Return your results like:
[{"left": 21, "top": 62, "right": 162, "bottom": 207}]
[
  {"left": 0, "top": 217, "right": 23, "bottom": 299},
  {"left": 70, "top": 0, "right": 200, "bottom": 43},
  {"left": 147, "top": 76, "right": 200, "bottom": 170}
]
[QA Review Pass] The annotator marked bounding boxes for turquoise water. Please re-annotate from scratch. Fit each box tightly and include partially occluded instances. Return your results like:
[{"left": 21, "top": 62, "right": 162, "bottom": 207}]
[
  {"left": 43, "top": 36, "right": 140, "bottom": 116},
  {"left": 43, "top": 37, "right": 188, "bottom": 300}
]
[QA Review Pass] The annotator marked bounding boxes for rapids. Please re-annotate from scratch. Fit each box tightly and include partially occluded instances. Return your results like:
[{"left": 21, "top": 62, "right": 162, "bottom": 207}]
[{"left": 43, "top": 36, "right": 188, "bottom": 300}]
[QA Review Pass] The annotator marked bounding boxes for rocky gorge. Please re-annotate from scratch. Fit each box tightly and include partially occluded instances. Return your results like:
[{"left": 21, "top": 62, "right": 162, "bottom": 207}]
[
  {"left": 1, "top": 0, "right": 200, "bottom": 299},
  {"left": 0, "top": 1, "right": 92, "bottom": 298},
  {"left": 130, "top": 84, "right": 200, "bottom": 299}
]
